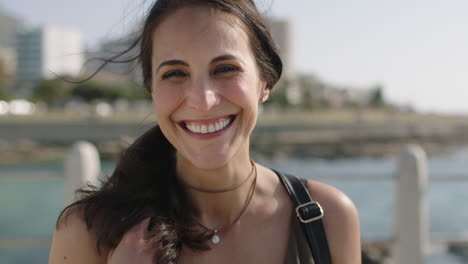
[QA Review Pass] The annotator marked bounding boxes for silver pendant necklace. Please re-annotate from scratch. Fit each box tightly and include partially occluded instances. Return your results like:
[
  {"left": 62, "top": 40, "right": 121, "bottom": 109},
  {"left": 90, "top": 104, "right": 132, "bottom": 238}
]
[
  {"left": 191, "top": 161, "right": 257, "bottom": 245},
  {"left": 210, "top": 230, "right": 221, "bottom": 244}
]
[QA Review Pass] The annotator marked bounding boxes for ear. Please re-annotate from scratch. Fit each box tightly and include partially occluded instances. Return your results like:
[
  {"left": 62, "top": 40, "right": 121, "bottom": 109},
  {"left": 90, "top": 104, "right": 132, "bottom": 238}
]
[
  {"left": 149, "top": 84, "right": 158, "bottom": 100},
  {"left": 259, "top": 83, "right": 270, "bottom": 103}
]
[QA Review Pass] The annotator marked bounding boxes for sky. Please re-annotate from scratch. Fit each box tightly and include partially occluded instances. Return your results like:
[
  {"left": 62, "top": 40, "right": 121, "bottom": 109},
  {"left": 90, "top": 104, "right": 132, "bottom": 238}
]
[{"left": 1, "top": 0, "right": 468, "bottom": 114}]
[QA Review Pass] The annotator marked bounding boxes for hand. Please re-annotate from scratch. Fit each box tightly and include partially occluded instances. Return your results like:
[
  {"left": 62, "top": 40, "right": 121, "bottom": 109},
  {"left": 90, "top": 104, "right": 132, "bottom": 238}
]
[{"left": 107, "top": 218, "right": 157, "bottom": 264}]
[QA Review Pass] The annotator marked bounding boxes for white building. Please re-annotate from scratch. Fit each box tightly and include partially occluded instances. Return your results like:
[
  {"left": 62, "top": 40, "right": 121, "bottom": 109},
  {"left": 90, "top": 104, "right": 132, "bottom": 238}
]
[
  {"left": 16, "top": 25, "right": 84, "bottom": 82},
  {"left": 0, "top": 8, "right": 21, "bottom": 80},
  {"left": 0, "top": 8, "right": 20, "bottom": 48},
  {"left": 267, "top": 17, "right": 302, "bottom": 105},
  {"left": 267, "top": 18, "right": 294, "bottom": 77}
]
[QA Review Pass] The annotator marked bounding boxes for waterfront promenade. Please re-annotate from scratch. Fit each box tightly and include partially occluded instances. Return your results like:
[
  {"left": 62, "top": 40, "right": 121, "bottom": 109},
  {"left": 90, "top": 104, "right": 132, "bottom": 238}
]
[
  {"left": 1, "top": 107, "right": 468, "bottom": 263},
  {"left": 1, "top": 109, "right": 468, "bottom": 163}
]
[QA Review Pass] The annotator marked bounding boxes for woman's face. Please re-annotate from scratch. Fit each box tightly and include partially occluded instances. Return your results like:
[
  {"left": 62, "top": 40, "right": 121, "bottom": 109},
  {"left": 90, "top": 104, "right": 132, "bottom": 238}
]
[{"left": 150, "top": 6, "right": 269, "bottom": 169}]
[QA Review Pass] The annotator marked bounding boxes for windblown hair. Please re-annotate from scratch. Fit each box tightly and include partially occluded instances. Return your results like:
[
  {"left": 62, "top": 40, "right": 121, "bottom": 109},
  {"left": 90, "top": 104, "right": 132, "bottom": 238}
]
[{"left": 57, "top": 0, "right": 282, "bottom": 263}]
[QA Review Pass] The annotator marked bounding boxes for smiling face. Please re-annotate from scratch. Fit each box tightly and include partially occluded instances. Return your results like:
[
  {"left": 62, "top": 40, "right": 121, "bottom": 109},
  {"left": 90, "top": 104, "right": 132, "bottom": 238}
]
[{"left": 150, "top": 6, "right": 269, "bottom": 169}]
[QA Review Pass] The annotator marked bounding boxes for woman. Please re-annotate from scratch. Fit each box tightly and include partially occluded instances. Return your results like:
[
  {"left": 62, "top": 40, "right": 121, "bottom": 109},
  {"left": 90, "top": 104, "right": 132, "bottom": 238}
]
[{"left": 49, "top": 0, "right": 360, "bottom": 263}]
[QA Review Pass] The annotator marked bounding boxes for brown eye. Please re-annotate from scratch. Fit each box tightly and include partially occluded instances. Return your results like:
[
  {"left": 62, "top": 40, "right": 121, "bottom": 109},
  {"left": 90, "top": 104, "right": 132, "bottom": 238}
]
[
  {"left": 162, "top": 70, "right": 188, "bottom": 79},
  {"left": 213, "top": 65, "right": 239, "bottom": 75}
]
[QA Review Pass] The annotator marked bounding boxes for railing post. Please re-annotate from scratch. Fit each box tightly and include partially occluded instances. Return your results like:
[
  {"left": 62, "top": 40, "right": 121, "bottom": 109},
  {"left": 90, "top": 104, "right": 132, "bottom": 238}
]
[
  {"left": 394, "top": 144, "right": 429, "bottom": 264},
  {"left": 64, "top": 141, "right": 101, "bottom": 205}
]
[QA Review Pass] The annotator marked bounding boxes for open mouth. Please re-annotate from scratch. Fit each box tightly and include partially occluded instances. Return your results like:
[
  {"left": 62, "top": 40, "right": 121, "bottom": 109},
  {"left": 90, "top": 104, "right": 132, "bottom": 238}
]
[{"left": 180, "top": 115, "right": 237, "bottom": 134}]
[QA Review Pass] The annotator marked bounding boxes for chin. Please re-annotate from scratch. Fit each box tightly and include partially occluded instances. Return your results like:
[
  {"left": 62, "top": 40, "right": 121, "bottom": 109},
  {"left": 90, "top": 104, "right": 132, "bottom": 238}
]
[
  {"left": 190, "top": 154, "right": 231, "bottom": 170},
  {"left": 176, "top": 146, "right": 239, "bottom": 171}
]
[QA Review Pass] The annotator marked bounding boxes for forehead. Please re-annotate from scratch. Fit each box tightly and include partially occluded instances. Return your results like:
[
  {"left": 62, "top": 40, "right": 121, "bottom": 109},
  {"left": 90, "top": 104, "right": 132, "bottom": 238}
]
[{"left": 151, "top": 5, "right": 253, "bottom": 64}]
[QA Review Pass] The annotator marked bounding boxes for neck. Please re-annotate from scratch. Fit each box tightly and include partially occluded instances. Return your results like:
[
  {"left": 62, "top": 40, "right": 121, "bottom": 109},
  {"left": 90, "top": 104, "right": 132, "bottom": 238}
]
[{"left": 176, "top": 154, "right": 255, "bottom": 229}]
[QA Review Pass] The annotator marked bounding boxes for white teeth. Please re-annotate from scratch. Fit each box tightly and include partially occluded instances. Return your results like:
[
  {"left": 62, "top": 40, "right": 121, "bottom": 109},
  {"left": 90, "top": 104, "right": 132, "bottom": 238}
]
[
  {"left": 208, "top": 124, "right": 215, "bottom": 133},
  {"left": 185, "top": 117, "right": 232, "bottom": 134}
]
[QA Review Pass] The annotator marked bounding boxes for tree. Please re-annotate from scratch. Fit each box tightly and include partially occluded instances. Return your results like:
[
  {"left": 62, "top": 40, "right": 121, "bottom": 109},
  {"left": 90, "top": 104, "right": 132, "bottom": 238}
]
[
  {"left": 301, "top": 88, "right": 316, "bottom": 110},
  {"left": 72, "top": 81, "right": 116, "bottom": 102},
  {"left": 0, "top": 58, "right": 10, "bottom": 100},
  {"left": 71, "top": 81, "right": 150, "bottom": 102},
  {"left": 368, "top": 85, "right": 385, "bottom": 108},
  {"left": 32, "top": 78, "right": 71, "bottom": 105},
  {"left": 266, "top": 89, "right": 289, "bottom": 108},
  {"left": 126, "top": 83, "right": 151, "bottom": 101},
  {"left": 264, "top": 77, "right": 291, "bottom": 108}
]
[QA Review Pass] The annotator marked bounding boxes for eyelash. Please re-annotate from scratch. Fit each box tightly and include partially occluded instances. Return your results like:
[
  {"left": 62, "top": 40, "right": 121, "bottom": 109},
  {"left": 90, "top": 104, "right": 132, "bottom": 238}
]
[
  {"left": 161, "top": 70, "right": 188, "bottom": 80},
  {"left": 161, "top": 65, "right": 239, "bottom": 80},
  {"left": 213, "top": 65, "right": 239, "bottom": 74}
]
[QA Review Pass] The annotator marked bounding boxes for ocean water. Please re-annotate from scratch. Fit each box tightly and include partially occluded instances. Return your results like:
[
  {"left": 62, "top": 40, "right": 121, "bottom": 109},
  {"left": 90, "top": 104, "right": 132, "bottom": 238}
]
[
  {"left": 262, "top": 148, "right": 468, "bottom": 239},
  {"left": 1, "top": 148, "right": 467, "bottom": 263}
]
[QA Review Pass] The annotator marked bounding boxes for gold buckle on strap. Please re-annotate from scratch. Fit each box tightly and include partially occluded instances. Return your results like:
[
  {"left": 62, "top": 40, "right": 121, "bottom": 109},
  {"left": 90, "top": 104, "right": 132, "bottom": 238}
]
[{"left": 296, "top": 201, "right": 324, "bottom": 223}]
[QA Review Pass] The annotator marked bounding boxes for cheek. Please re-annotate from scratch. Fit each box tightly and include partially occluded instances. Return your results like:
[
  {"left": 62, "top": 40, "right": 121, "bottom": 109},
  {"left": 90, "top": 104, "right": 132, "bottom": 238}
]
[
  {"left": 152, "top": 85, "right": 183, "bottom": 116},
  {"left": 222, "top": 76, "right": 262, "bottom": 105}
]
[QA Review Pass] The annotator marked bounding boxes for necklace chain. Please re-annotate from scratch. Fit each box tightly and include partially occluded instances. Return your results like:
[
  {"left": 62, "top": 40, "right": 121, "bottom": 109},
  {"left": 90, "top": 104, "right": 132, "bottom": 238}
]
[
  {"left": 182, "top": 160, "right": 256, "bottom": 193},
  {"left": 192, "top": 161, "right": 257, "bottom": 243}
]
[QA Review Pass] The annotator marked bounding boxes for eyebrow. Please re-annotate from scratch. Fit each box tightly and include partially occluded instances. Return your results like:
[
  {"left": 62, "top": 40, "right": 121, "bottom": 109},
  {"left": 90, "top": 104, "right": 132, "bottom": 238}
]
[
  {"left": 156, "top": 54, "right": 240, "bottom": 72},
  {"left": 156, "top": 60, "right": 188, "bottom": 72},
  {"left": 211, "top": 54, "right": 239, "bottom": 63}
]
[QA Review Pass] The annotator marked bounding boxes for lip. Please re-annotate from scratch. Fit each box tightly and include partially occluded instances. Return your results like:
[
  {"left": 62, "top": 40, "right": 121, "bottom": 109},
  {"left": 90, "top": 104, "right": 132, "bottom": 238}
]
[{"left": 178, "top": 114, "right": 237, "bottom": 139}]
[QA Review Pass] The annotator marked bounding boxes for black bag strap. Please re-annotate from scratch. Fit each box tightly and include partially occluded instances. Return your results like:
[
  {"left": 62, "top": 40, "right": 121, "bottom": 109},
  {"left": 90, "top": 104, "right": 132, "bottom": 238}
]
[{"left": 275, "top": 171, "right": 331, "bottom": 264}]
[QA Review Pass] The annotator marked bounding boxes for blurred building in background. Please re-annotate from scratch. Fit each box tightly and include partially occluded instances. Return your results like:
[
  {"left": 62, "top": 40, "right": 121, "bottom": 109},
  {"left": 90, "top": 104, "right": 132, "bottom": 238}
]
[
  {"left": 297, "top": 73, "right": 377, "bottom": 109},
  {"left": 0, "top": 7, "right": 85, "bottom": 97},
  {"left": 0, "top": 9, "right": 20, "bottom": 48},
  {"left": 266, "top": 17, "right": 302, "bottom": 105},
  {"left": 0, "top": 8, "right": 21, "bottom": 90},
  {"left": 265, "top": 17, "right": 380, "bottom": 109},
  {"left": 268, "top": 18, "right": 294, "bottom": 76},
  {"left": 0, "top": 5, "right": 375, "bottom": 108},
  {"left": 15, "top": 25, "right": 84, "bottom": 96}
]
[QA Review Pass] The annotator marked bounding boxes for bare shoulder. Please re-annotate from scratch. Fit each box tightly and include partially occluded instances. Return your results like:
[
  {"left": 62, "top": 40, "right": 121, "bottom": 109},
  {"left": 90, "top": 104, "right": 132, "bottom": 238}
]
[
  {"left": 306, "top": 180, "right": 361, "bottom": 263},
  {"left": 306, "top": 180, "right": 358, "bottom": 222},
  {"left": 49, "top": 206, "right": 107, "bottom": 264}
]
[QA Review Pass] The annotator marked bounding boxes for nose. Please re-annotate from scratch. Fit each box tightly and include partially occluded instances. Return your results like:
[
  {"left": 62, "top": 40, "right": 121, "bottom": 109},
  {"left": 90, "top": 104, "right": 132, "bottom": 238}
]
[{"left": 185, "top": 76, "right": 220, "bottom": 112}]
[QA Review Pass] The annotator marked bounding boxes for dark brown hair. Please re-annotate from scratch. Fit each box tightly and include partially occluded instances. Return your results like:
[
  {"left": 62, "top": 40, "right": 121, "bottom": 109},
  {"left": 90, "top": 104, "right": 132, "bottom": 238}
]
[
  {"left": 139, "top": 0, "right": 282, "bottom": 90},
  {"left": 58, "top": 1, "right": 282, "bottom": 263}
]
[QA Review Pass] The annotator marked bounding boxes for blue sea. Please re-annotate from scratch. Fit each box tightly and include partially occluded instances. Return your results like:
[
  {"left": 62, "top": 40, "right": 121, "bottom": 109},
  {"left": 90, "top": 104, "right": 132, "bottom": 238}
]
[{"left": 1, "top": 147, "right": 468, "bottom": 263}]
